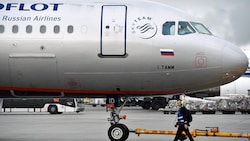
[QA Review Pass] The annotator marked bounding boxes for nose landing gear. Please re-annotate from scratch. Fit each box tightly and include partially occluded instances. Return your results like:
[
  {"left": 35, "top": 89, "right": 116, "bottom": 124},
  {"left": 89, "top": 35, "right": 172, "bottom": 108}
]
[{"left": 106, "top": 97, "right": 130, "bottom": 141}]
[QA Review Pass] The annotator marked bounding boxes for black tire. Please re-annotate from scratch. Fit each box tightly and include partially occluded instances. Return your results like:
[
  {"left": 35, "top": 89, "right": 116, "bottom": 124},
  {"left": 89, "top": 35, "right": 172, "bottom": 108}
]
[
  {"left": 108, "top": 124, "right": 129, "bottom": 141},
  {"left": 202, "top": 111, "right": 216, "bottom": 114},
  {"left": 48, "top": 105, "right": 58, "bottom": 114},
  {"left": 141, "top": 101, "right": 151, "bottom": 109},
  {"left": 151, "top": 102, "right": 160, "bottom": 110},
  {"left": 222, "top": 111, "right": 235, "bottom": 114}
]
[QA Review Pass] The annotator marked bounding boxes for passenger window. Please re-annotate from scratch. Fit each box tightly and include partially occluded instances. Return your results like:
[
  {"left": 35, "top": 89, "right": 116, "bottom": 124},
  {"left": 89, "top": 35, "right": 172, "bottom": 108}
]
[
  {"left": 0, "top": 25, "right": 4, "bottom": 33},
  {"left": 26, "top": 25, "right": 32, "bottom": 34},
  {"left": 54, "top": 25, "right": 60, "bottom": 34},
  {"left": 67, "top": 25, "right": 74, "bottom": 34},
  {"left": 162, "top": 22, "right": 175, "bottom": 35},
  {"left": 178, "top": 22, "right": 195, "bottom": 35},
  {"left": 40, "top": 25, "right": 46, "bottom": 34},
  {"left": 12, "top": 25, "right": 19, "bottom": 33}
]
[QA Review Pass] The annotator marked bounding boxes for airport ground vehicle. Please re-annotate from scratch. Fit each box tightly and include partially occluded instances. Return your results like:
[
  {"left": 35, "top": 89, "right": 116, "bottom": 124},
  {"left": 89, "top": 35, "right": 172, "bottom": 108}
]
[
  {"left": 1, "top": 98, "right": 85, "bottom": 114},
  {"left": 140, "top": 97, "right": 168, "bottom": 110},
  {"left": 88, "top": 98, "right": 106, "bottom": 107},
  {"left": 163, "top": 95, "right": 250, "bottom": 114},
  {"left": 87, "top": 97, "right": 168, "bottom": 110}
]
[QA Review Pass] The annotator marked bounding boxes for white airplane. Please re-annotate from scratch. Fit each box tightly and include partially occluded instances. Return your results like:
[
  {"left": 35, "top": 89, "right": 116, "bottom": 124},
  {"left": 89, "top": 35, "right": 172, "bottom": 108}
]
[{"left": 0, "top": 0, "right": 248, "bottom": 140}]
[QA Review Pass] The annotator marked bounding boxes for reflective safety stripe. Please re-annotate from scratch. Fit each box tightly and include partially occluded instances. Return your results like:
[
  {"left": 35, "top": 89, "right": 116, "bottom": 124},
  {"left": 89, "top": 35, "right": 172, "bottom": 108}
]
[
  {"left": 177, "top": 108, "right": 185, "bottom": 124},
  {"left": 179, "top": 119, "right": 184, "bottom": 122},
  {"left": 178, "top": 116, "right": 183, "bottom": 119}
]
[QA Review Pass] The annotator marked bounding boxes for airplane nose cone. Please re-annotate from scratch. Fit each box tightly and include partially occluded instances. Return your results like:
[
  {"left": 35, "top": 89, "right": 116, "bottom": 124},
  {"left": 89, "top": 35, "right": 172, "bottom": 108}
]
[{"left": 222, "top": 43, "right": 248, "bottom": 84}]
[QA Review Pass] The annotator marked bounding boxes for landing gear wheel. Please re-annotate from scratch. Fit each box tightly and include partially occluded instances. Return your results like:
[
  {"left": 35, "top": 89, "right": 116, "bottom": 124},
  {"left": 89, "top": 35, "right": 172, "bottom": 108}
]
[{"left": 108, "top": 124, "right": 129, "bottom": 141}]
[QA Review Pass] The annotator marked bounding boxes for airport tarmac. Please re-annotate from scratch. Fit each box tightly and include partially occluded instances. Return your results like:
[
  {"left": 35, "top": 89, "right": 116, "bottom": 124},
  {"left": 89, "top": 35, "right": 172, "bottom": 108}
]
[{"left": 0, "top": 105, "right": 249, "bottom": 141}]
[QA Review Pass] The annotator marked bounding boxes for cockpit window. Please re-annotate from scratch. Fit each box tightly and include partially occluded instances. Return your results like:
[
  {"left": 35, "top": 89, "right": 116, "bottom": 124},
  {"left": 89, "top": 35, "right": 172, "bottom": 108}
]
[
  {"left": 162, "top": 22, "right": 175, "bottom": 35},
  {"left": 178, "top": 22, "right": 195, "bottom": 35},
  {"left": 190, "top": 22, "right": 212, "bottom": 35}
]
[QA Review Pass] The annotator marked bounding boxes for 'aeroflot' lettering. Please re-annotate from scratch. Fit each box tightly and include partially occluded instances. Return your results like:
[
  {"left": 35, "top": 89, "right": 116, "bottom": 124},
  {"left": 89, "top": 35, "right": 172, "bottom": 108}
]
[{"left": 0, "top": 3, "right": 63, "bottom": 11}]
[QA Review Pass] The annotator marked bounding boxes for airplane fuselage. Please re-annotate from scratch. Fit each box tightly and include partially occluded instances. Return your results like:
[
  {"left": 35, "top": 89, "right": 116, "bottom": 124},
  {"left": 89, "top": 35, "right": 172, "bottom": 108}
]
[{"left": 0, "top": 0, "right": 248, "bottom": 97}]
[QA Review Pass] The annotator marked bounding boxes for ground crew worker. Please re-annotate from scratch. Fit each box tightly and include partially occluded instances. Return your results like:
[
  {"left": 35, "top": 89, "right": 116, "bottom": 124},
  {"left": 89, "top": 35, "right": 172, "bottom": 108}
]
[{"left": 173, "top": 99, "right": 194, "bottom": 141}]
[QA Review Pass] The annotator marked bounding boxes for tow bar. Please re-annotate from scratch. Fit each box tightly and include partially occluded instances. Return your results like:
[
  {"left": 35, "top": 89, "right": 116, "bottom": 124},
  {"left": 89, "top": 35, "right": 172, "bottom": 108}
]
[{"left": 130, "top": 127, "right": 250, "bottom": 141}]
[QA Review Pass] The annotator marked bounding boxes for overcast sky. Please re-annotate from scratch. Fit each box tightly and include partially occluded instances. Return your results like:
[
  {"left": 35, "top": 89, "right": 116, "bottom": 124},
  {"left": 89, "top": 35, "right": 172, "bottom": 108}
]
[{"left": 151, "top": 0, "right": 250, "bottom": 49}]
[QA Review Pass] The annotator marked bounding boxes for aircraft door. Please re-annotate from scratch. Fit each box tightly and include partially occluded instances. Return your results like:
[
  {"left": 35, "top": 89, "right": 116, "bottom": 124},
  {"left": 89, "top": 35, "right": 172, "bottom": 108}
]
[{"left": 100, "top": 5, "right": 127, "bottom": 56}]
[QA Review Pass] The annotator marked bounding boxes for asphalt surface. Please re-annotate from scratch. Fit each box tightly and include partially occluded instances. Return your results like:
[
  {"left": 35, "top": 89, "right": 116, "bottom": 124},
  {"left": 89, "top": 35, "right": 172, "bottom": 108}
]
[{"left": 0, "top": 105, "right": 249, "bottom": 141}]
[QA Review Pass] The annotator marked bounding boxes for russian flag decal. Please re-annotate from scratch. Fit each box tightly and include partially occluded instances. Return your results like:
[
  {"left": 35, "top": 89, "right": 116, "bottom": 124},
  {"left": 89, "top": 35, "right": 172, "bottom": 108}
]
[{"left": 160, "top": 49, "right": 174, "bottom": 56}]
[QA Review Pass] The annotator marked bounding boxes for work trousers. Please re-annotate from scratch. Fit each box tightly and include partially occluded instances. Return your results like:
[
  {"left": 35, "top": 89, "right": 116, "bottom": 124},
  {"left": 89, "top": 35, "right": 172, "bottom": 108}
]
[{"left": 173, "top": 124, "right": 194, "bottom": 141}]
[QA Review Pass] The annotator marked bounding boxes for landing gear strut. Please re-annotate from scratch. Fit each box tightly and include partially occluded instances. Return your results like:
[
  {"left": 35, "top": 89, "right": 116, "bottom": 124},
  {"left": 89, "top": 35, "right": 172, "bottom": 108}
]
[{"left": 106, "top": 97, "right": 130, "bottom": 141}]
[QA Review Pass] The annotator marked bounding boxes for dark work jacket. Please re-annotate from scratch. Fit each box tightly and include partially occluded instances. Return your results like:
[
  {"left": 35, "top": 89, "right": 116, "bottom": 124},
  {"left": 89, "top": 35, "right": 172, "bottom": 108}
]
[{"left": 177, "top": 106, "right": 188, "bottom": 126}]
